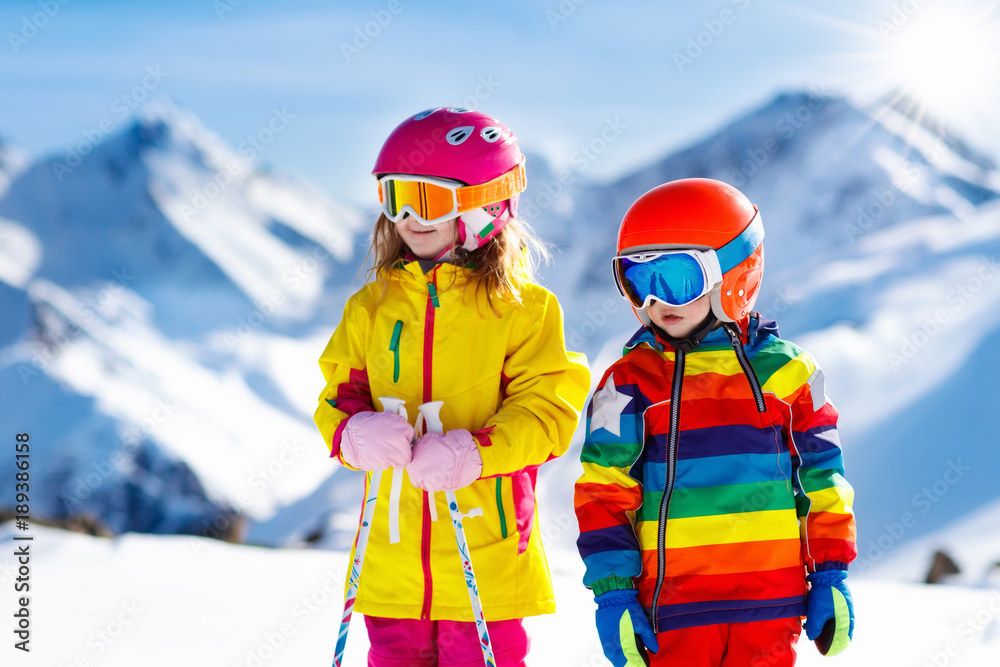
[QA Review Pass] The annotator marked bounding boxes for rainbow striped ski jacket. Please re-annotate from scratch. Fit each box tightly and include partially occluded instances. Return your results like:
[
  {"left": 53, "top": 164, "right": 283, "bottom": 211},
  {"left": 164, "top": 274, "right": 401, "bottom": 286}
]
[{"left": 575, "top": 315, "right": 856, "bottom": 632}]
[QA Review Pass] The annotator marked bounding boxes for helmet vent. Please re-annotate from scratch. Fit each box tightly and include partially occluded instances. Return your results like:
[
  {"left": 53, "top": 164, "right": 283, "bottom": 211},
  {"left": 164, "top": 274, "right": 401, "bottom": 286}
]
[
  {"left": 446, "top": 126, "right": 475, "bottom": 145},
  {"left": 481, "top": 126, "right": 502, "bottom": 143},
  {"left": 447, "top": 107, "right": 472, "bottom": 113},
  {"left": 413, "top": 108, "right": 441, "bottom": 120}
]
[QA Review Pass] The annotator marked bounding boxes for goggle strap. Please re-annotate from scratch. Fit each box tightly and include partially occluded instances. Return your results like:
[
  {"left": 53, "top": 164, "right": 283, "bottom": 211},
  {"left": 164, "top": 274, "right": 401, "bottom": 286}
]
[
  {"left": 715, "top": 210, "right": 764, "bottom": 273},
  {"left": 455, "top": 162, "right": 526, "bottom": 213}
]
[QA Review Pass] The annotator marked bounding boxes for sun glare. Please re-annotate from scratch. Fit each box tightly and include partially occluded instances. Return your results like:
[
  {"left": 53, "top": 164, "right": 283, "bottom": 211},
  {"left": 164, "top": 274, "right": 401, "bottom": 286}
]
[{"left": 879, "top": 2, "right": 1000, "bottom": 122}]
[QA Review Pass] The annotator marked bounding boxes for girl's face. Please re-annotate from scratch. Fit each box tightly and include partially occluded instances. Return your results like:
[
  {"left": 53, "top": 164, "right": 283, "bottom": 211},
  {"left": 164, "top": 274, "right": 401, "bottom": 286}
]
[
  {"left": 395, "top": 214, "right": 457, "bottom": 260},
  {"left": 646, "top": 294, "right": 712, "bottom": 339}
]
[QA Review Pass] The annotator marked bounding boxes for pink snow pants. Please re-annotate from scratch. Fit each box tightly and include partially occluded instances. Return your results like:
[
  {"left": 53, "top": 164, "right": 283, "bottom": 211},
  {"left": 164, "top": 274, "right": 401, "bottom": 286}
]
[{"left": 365, "top": 615, "right": 530, "bottom": 667}]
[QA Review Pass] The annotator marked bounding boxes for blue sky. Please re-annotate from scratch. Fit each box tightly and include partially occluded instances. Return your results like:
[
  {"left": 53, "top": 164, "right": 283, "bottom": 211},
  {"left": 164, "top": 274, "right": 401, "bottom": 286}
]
[{"left": 2, "top": 0, "right": 999, "bottom": 208}]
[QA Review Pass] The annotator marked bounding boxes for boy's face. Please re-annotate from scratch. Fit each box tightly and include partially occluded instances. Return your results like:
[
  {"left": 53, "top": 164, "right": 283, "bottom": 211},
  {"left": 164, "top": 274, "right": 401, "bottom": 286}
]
[
  {"left": 396, "top": 213, "right": 457, "bottom": 260},
  {"left": 646, "top": 295, "right": 712, "bottom": 339}
]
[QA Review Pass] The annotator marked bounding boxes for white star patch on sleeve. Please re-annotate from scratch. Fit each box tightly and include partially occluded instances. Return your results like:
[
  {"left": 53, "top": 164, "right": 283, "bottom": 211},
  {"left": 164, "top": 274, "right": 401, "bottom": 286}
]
[{"left": 589, "top": 372, "right": 633, "bottom": 437}]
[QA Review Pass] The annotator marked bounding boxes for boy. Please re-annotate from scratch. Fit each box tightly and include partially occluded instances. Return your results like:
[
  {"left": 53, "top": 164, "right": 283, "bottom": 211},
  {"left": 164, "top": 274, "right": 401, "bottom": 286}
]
[{"left": 574, "top": 179, "right": 856, "bottom": 666}]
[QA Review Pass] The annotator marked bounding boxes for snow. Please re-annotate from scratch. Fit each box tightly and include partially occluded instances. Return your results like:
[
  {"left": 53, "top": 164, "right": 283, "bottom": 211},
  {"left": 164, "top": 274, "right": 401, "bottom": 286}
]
[
  {"left": 3, "top": 523, "right": 999, "bottom": 666},
  {"left": 0, "top": 217, "right": 41, "bottom": 288},
  {"left": 16, "top": 278, "right": 333, "bottom": 519}
]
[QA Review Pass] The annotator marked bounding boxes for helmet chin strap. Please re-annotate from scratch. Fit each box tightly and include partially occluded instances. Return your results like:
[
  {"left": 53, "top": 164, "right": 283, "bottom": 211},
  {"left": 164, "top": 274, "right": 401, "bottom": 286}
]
[{"left": 648, "top": 311, "right": 719, "bottom": 353}]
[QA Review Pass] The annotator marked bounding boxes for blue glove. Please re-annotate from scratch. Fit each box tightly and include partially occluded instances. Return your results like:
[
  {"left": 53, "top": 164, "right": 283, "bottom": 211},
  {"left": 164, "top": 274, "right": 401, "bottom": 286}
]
[
  {"left": 595, "top": 589, "right": 659, "bottom": 667},
  {"left": 805, "top": 569, "right": 855, "bottom": 657}
]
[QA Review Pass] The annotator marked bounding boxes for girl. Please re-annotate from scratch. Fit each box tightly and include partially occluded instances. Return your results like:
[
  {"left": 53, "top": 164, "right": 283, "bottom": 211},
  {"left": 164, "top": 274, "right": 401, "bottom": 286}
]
[{"left": 314, "top": 107, "right": 591, "bottom": 666}]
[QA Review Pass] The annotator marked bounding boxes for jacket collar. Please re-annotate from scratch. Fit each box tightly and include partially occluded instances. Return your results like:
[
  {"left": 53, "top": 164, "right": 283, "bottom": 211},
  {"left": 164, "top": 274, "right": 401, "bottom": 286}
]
[
  {"left": 625, "top": 312, "right": 779, "bottom": 354},
  {"left": 391, "top": 258, "right": 471, "bottom": 285}
]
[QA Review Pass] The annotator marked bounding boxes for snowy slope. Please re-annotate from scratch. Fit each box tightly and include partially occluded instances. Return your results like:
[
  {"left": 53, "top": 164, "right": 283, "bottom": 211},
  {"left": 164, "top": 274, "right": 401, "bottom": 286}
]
[
  {"left": 3, "top": 523, "right": 999, "bottom": 666},
  {"left": 0, "top": 100, "right": 366, "bottom": 537}
]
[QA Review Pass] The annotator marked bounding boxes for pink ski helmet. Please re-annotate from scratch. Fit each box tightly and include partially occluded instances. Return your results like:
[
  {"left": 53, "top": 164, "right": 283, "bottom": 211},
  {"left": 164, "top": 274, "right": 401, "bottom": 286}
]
[{"left": 373, "top": 107, "right": 526, "bottom": 251}]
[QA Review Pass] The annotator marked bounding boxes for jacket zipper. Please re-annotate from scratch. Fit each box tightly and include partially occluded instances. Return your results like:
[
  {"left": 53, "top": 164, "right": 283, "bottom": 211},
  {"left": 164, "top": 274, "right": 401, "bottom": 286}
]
[
  {"left": 724, "top": 324, "right": 766, "bottom": 413},
  {"left": 419, "top": 269, "right": 439, "bottom": 620},
  {"left": 650, "top": 346, "right": 685, "bottom": 634},
  {"left": 496, "top": 478, "right": 508, "bottom": 539}
]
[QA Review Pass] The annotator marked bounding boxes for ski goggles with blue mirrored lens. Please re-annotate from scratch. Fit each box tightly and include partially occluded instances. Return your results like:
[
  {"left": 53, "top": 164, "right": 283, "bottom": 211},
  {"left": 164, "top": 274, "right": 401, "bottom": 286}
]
[{"left": 613, "top": 249, "right": 723, "bottom": 309}]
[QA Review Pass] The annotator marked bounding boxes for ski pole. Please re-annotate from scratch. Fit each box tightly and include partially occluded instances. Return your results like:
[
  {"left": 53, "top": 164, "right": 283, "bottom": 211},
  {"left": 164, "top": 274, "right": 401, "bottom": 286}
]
[
  {"left": 417, "top": 401, "right": 497, "bottom": 667},
  {"left": 333, "top": 398, "right": 408, "bottom": 667}
]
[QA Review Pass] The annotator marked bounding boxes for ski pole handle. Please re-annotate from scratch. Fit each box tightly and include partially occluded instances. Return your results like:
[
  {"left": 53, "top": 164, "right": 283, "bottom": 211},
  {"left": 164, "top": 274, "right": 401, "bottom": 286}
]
[
  {"left": 416, "top": 402, "right": 496, "bottom": 667},
  {"left": 333, "top": 397, "right": 409, "bottom": 667},
  {"left": 378, "top": 397, "right": 409, "bottom": 544}
]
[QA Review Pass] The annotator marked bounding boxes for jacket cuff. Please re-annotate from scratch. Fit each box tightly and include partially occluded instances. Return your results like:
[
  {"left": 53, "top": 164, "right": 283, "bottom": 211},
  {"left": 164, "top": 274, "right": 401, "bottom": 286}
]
[
  {"left": 330, "top": 416, "right": 362, "bottom": 471},
  {"left": 477, "top": 431, "right": 505, "bottom": 478},
  {"left": 811, "top": 561, "right": 849, "bottom": 573},
  {"left": 591, "top": 575, "right": 635, "bottom": 596}
]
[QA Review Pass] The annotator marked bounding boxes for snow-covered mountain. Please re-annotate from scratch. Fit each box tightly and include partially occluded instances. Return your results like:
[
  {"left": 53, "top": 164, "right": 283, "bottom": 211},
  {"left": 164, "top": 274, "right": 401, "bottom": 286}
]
[
  {"left": 0, "top": 100, "right": 363, "bottom": 335},
  {"left": 0, "top": 136, "right": 26, "bottom": 198},
  {"left": 3, "top": 90, "right": 1000, "bottom": 567},
  {"left": 0, "top": 100, "right": 366, "bottom": 537},
  {"left": 523, "top": 91, "right": 1000, "bottom": 564},
  {"left": 525, "top": 91, "right": 1000, "bottom": 357}
]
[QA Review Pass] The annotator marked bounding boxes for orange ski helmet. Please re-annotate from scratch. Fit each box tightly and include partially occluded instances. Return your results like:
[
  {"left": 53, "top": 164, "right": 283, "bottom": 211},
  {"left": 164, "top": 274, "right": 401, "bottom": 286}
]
[{"left": 615, "top": 178, "right": 764, "bottom": 324}]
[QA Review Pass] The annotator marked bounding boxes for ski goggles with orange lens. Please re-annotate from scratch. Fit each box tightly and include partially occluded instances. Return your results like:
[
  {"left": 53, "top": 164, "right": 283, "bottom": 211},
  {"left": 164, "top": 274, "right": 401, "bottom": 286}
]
[
  {"left": 377, "top": 161, "right": 526, "bottom": 226},
  {"left": 614, "top": 249, "right": 724, "bottom": 308}
]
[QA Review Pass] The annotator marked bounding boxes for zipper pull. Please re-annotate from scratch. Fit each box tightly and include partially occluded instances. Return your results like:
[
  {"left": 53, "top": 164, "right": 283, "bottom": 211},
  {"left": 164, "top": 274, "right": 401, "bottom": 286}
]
[
  {"left": 427, "top": 281, "right": 440, "bottom": 308},
  {"left": 724, "top": 324, "right": 766, "bottom": 413},
  {"left": 389, "top": 320, "right": 403, "bottom": 382}
]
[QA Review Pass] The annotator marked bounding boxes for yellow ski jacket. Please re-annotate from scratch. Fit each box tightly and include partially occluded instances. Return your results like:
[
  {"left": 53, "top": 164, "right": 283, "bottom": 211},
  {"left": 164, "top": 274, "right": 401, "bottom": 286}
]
[{"left": 314, "top": 260, "right": 590, "bottom": 621}]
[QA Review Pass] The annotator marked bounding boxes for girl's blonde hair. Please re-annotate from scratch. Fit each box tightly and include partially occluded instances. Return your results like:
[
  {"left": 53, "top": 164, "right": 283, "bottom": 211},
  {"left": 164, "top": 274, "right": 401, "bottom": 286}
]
[{"left": 365, "top": 213, "right": 550, "bottom": 304}]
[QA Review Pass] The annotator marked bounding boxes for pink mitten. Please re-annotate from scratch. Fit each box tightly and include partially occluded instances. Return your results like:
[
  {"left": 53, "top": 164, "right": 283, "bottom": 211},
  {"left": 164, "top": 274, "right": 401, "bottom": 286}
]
[
  {"left": 406, "top": 429, "right": 483, "bottom": 492},
  {"left": 340, "top": 411, "right": 415, "bottom": 471}
]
